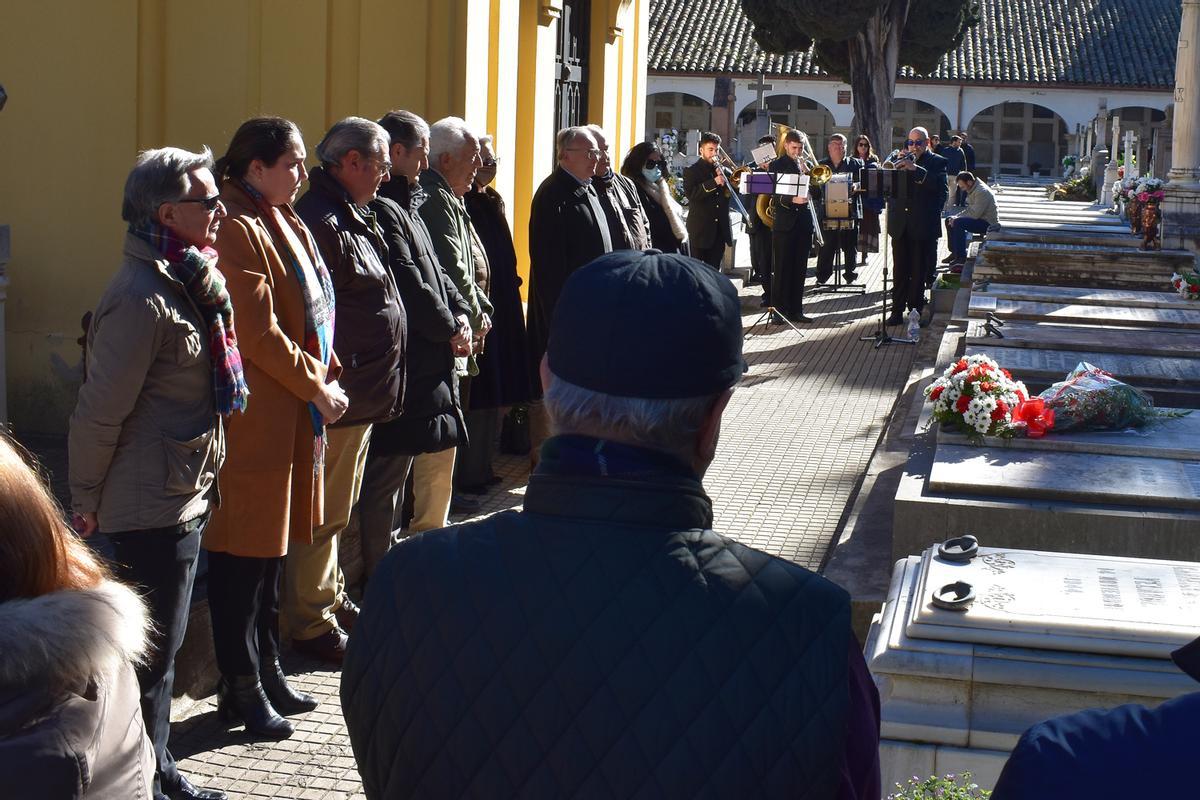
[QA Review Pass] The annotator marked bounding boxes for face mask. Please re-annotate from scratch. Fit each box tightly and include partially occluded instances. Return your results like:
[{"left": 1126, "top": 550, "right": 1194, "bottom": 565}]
[
  {"left": 642, "top": 165, "right": 662, "bottom": 182},
  {"left": 475, "top": 165, "right": 497, "bottom": 186}
]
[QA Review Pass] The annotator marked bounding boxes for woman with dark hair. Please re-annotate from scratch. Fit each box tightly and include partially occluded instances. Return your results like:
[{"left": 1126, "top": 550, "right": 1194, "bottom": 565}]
[
  {"left": 620, "top": 141, "right": 687, "bottom": 253},
  {"left": 853, "top": 134, "right": 882, "bottom": 262},
  {"left": 0, "top": 434, "right": 155, "bottom": 798},
  {"left": 205, "top": 116, "right": 347, "bottom": 739}
]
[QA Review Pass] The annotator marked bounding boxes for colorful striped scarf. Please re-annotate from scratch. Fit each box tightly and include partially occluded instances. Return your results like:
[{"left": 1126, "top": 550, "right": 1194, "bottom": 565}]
[
  {"left": 129, "top": 222, "right": 249, "bottom": 416},
  {"left": 236, "top": 179, "right": 336, "bottom": 467}
]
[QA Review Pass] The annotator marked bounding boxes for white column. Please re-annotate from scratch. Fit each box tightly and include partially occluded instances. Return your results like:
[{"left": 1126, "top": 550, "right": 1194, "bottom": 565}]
[
  {"left": 1164, "top": 0, "right": 1200, "bottom": 253},
  {"left": 1125, "top": 130, "right": 1139, "bottom": 179},
  {"left": 1102, "top": 116, "right": 1121, "bottom": 206}
]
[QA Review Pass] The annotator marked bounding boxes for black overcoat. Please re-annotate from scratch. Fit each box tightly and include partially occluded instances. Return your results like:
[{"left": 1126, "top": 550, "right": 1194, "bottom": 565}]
[
  {"left": 886, "top": 150, "right": 949, "bottom": 241},
  {"left": 682, "top": 158, "right": 732, "bottom": 250}
]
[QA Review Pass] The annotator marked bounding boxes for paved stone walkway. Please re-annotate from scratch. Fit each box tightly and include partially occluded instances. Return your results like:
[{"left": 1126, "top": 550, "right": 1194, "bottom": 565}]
[{"left": 164, "top": 238, "right": 928, "bottom": 798}]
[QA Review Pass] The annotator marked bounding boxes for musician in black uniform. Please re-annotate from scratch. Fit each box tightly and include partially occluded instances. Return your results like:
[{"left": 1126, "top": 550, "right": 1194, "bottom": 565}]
[
  {"left": 813, "top": 133, "right": 864, "bottom": 285},
  {"left": 768, "top": 129, "right": 817, "bottom": 323},
  {"left": 746, "top": 135, "right": 776, "bottom": 302},
  {"left": 887, "top": 126, "right": 948, "bottom": 326},
  {"left": 682, "top": 132, "right": 733, "bottom": 269}
]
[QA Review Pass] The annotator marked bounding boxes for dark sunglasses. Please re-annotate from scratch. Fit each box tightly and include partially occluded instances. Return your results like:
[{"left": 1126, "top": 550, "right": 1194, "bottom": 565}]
[
  {"left": 905, "top": 138, "right": 927, "bottom": 147},
  {"left": 177, "top": 194, "right": 222, "bottom": 212}
]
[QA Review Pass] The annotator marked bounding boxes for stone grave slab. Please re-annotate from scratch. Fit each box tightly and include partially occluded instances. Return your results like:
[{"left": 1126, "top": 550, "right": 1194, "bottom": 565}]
[
  {"left": 907, "top": 547, "right": 1200, "bottom": 658},
  {"left": 868, "top": 551, "right": 1197, "bottom": 790},
  {"left": 937, "top": 410, "right": 1200, "bottom": 460},
  {"left": 969, "top": 294, "right": 1200, "bottom": 329},
  {"left": 964, "top": 320, "right": 1200, "bottom": 358},
  {"left": 963, "top": 343, "right": 1200, "bottom": 389},
  {"left": 929, "top": 443, "right": 1200, "bottom": 510},
  {"left": 975, "top": 283, "right": 1192, "bottom": 310},
  {"left": 972, "top": 240, "right": 1192, "bottom": 291}
]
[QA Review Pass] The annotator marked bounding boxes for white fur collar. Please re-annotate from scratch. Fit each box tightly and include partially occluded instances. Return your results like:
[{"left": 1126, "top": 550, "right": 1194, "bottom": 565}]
[{"left": 0, "top": 580, "right": 150, "bottom": 690}]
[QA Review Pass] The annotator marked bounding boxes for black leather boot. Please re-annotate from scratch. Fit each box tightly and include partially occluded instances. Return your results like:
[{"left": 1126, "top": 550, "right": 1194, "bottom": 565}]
[
  {"left": 216, "top": 675, "right": 294, "bottom": 739},
  {"left": 259, "top": 659, "right": 319, "bottom": 715}
]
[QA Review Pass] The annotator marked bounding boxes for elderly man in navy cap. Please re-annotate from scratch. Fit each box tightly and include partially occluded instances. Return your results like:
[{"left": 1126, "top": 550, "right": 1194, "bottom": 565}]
[{"left": 340, "top": 250, "right": 881, "bottom": 800}]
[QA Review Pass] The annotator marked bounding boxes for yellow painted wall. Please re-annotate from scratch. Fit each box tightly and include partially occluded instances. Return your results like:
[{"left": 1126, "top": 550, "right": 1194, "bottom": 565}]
[{"left": 0, "top": 0, "right": 647, "bottom": 434}]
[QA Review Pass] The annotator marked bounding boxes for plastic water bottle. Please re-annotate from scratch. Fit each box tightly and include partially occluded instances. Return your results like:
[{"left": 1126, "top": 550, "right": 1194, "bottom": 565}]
[{"left": 907, "top": 309, "right": 921, "bottom": 341}]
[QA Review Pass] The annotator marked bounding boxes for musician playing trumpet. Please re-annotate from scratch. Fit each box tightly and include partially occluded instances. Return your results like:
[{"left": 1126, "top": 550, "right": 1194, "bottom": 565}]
[
  {"left": 885, "top": 126, "right": 948, "bottom": 327},
  {"left": 682, "top": 131, "right": 734, "bottom": 269},
  {"left": 813, "top": 133, "right": 865, "bottom": 285},
  {"left": 767, "top": 128, "right": 818, "bottom": 323}
]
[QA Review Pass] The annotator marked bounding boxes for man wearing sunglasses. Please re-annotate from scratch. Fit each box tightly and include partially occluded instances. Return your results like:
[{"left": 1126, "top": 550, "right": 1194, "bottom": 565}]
[{"left": 886, "top": 127, "right": 948, "bottom": 328}]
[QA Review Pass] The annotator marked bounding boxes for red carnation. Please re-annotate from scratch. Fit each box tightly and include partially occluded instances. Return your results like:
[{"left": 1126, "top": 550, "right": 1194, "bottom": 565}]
[
  {"left": 955, "top": 394, "right": 971, "bottom": 413},
  {"left": 930, "top": 385, "right": 944, "bottom": 401},
  {"left": 952, "top": 359, "right": 968, "bottom": 374},
  {"left": 980, "top": 381, "right": 996, "bottom": 393},
  {"left": 1001, "top": 369, "right": 1012, "bottom": 379},
  {"left": 992, "top": 400, "right": 1009, "bottom": 421}
]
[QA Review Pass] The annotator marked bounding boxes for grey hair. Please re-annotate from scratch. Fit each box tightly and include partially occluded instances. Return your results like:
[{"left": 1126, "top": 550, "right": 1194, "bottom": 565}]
[
  {"left": 828, "top": 133, "right": 847, "bottom": 145},
  {"left": 544, "top": 373, "right": 719, "bottom": 460},
  {"left": 315, "top": 116, "right": 389, "bottom": 168},
  {"left": 428, "top": 116, "right": 477, "bottom": 164},
  {"left": 584, "top": 123, "right": 608, "bottom": 143},
  {"left": 556, "top": 126, "right": 591, "bottom": 159},
  {"left": 910, "top": 125, "right": 930, "bottom": 140},
  {"left": 478, "top": 134, "right": 494, "bottom": 149},
  {"left": 121, "top": 146, "right": 215, "bottom": 228}
]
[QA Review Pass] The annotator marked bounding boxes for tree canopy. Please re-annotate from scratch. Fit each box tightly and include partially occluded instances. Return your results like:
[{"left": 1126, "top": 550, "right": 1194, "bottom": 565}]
[{"left": 742, "top": 0, "right": 980, "bottom": 81}]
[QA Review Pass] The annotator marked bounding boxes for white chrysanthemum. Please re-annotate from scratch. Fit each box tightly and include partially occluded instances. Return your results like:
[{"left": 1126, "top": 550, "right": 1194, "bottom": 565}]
[
  {"left": 977, "top": 395, "right": 997, "bottom": 413},
  {"left": 974, "top": 417, "right": 992, "bottom": 434},
  {"left": 1013, "top": 381, "right": 1029, "bottom": 398},
  {"left": 946, "top": 387, "right": 962, "bottom": 405}
]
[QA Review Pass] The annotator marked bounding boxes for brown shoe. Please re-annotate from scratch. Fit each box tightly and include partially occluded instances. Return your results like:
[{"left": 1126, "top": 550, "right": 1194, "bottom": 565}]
[
  {"left": 335, "top": 597, "right": 360, "bottom": 632},
  {"left": 291, "top": 627, "right": 348, "bottom": 664}
]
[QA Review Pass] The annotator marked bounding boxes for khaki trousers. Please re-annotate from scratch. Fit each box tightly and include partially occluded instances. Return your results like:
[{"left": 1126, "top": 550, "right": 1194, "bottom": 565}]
[
  {"left": 409, "top": 447, "right": 456, "bottom": 532},
  {"left": 283, "top": 422, "right": 371, "bottom": 641}
]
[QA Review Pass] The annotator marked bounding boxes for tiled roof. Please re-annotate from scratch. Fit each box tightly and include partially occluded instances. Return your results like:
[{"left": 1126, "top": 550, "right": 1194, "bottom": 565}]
[{"left": 649, "top": 0, "right": 1179, "bottom": 88}]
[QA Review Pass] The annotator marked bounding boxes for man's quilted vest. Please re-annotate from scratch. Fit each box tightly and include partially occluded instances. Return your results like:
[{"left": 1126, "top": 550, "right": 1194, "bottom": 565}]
[{"left": 342, "top": 472, "right": 852, "bottom": 799}]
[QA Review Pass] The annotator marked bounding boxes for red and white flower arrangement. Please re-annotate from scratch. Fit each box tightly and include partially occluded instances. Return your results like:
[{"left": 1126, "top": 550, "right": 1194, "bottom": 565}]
[
  {"left": 1171, "top": 271, "right": 1200, "bottom": 300},
  {"left": 925, "top": 354, "right": 1030, "bottom": 439}
]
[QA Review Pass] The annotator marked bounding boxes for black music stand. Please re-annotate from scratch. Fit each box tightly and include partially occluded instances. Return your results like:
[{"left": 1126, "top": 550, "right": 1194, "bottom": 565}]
[{"left": 859, "top": 168, "right": 916, "bottom": 348}]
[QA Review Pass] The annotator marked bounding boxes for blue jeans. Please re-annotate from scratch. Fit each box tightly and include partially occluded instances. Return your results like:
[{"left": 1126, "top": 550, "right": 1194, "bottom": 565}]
[{"left": 948, "top": 216, "right": 991, "bottom": 259}]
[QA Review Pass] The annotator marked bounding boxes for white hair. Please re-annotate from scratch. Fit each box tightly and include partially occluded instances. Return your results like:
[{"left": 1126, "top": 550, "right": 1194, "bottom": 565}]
[
  {"left": 543, "top": 373, "right": 718, "bottom": 461},
  {"left": 428, "top": 116, "right": 477, "bottom": 164},
  {"left": 121, "top": 146, "right": 214, "bottom": 228},
  {"left": 315, "top": 116, "right": 389, "bottom": 168},
  {"left": 556, "top": 126, "right": 592, "bottom": 159}
]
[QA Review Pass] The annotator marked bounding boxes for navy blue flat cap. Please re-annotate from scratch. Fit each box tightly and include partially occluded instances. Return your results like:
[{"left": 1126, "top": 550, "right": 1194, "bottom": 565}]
[{"left": 547, "top": 250, "right": 746, "bottom": 399}]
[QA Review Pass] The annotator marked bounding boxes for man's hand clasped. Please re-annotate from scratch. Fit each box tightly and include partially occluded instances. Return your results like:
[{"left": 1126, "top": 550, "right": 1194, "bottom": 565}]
[{"left": 313, "top": 379, "right": 349, "bottom": 425}]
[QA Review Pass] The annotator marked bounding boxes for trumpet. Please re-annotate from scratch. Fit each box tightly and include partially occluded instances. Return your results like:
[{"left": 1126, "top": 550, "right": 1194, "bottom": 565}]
[
  {"left": 882, "top": 149, "right": 917, "bottom": 169},
  {"left": 709, "top": 146, "right": 751, "bottom": 224}
]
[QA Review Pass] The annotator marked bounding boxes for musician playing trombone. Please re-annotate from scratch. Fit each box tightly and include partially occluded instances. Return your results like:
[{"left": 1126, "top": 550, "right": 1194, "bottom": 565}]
[
  {"left": 885, "top": 126, "right": 948, "bottom": 328},
  {"left": 767, "top": 128, "right": 819, "bottom": 323},
  {"left": 813, "top": 133, "right": 865, "bottom": 286},
  {"left": 682, "top": 131, "right": 734, "bottom": 269}
]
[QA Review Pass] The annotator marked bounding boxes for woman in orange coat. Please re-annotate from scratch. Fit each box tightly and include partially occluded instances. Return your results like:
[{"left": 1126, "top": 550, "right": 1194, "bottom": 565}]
[{"left": 206, "top": 117, "right": 348, "bottom": 739}]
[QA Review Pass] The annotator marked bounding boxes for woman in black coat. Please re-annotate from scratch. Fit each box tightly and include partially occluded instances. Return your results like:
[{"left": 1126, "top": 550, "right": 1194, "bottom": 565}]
[
  {"left": 620, "top": 142, "right": 687, "bottom": 254},
  {"left": 461, "top": 138, "right": 536, "bottom": 489}
]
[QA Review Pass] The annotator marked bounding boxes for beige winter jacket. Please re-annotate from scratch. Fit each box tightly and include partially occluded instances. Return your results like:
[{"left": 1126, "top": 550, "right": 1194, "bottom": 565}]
[{"left": 69, "top": 234, "right": 224, "bottom": 532}]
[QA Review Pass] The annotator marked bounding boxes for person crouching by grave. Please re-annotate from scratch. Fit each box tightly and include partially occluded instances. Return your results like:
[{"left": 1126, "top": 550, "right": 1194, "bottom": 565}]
[
  {"left": 292, "top": 117, "right": 407, "bottom": 664},
  {"left": 587, "top": 124, "right": 651, "bottom": 250},
  {"left": 68, "top": 146, "right": 241, "bottom": 800},
  {"left": 683, "top": 131, "right": 734, "bottom": 269},
  {"left": 991, "top": 634, "right": 1200, "bottom": 799},
  {"left": 0, "top": 435, "right": 155, "bottom": 799},
  {"left": 356, "top": 109, "right": 473, "bottom": 583},
  {"left": 204, "top": 116, "right": 346, "bottom": 739},
  {"left": 619, "top": 141, "right": 687, "bottom": 254},
  {"left": 944, "top": 171, "right": 999, "bottom": 271},
  {"left": 340, "top": 250, "right": 882, "bottom": 800},
  {"left": 768, "top": 128, "right": 819, "bottom": 322}
]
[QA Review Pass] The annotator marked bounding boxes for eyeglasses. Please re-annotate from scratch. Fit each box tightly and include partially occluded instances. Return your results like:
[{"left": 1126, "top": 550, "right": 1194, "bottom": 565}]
[
  {"left": 566, "top": 148, "right": 601, "bottom": 158},
  {"left": 177, "top": 195, "right": 222, "bottom": 212},
  {"left": 481, "top": 158, "right": 499, "bottom": 168},
  {"left": 905, "top": 139, "right": 928, "bottom": 147},
  {"left": 366, "top": 157, "right": 393, "bottom": 175}
]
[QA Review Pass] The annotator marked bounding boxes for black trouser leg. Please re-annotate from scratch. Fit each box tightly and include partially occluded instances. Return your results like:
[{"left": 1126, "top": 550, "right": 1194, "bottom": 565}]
[
  {"left": 107, "top": 513, "right": 207, "bottom": 794},
  {"left": 456, "top": 408, "right": 499, "bottom": 487},
  {"left": 358, "top": 449, "right": 416, "bottom": 581},
  {"left": 694, "top": 241, "right": 725, "bottom": 269},
  {"left": 891, "top": 235, "right": 917, "bottom": 316},
  {"left": 841, "top": 229, "right": 858, "bottom": 275},
  {"left": 816, "top": 234, "right": 836, "bottom": 283},
  {"left": 207, "top": 550, "right": 278, "bottom": 678},
  {"left": 922, "top": 237, "right": 939, "bottom": 287}
]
